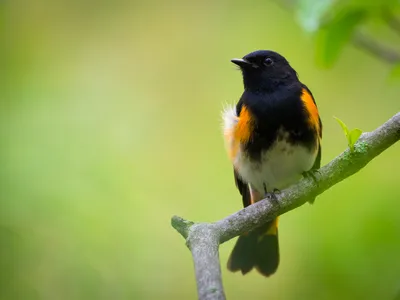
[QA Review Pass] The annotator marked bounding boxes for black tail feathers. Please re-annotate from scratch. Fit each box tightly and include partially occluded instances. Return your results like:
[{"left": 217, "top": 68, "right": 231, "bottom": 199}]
[{"left": 227, "top": 219, "right": 279, "bottom": 277}]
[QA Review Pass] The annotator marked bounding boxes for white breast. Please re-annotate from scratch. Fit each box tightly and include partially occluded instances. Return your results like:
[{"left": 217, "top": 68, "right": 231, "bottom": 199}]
[
  {"left": 222, "top": 105, "right": 317, "bottom": 194},
  {"left": 237, "top": 137, "right": 317, "bottom": 193}
]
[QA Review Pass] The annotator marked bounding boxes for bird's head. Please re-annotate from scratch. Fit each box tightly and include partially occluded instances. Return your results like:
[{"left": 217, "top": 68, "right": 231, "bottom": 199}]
[{"left": 231, "top": 50, "right": 298, "bottom": 92}]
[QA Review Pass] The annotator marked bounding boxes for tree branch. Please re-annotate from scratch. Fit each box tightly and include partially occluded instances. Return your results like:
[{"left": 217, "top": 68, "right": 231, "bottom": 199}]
[
  {"left": 352, "top": 32, "right": 400, "bottom": 64},
  {"left": 172, "top": 220, "right": 226, "bottom": 300},
  {"left": 383, "top": 8, "right": 400, "bottom": 38},
  {"left": 171, "top": 113, "right": 400, "bottom": 300},
  {"left": 271, "top": 0, "right": 400, "bottom": 64}
]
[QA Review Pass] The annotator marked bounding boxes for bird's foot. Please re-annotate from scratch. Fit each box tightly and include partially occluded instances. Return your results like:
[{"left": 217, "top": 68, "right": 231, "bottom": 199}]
[
  {"left": 272, "top": 188, "right": 281, "bottom": 194},
  {"left": 302, "top": 169, "right": 320, "bottom": 186}
]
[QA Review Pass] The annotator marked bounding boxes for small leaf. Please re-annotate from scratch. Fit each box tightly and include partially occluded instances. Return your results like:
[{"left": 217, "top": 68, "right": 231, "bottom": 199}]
[
  {"left": 333, "top": 116, "right": 349, "bottom": 137},
  {"left": 317, "top": 9, "right": 367, "bottom": 67},
  {"left": 334, "top": 116, "right": 363, "bottom": 152},
  {"left": 348, "top": 128, "right": 362, "bottom": 150}
]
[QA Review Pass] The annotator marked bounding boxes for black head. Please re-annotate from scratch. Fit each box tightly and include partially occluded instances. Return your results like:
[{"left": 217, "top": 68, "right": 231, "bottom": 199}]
[{"left": 231, "top": 50, "right": 298, "bottom": 92}]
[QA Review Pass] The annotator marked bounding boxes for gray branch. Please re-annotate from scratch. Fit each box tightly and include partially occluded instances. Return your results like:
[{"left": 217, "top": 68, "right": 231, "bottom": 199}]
[
  {"left": 171, "top": 112, "right": 400, "bottom": 300},
  {"left": 352, "top": 32, "right": 400, "bottom": 64},
  {"left": 272, "top": 0, "right": 400, "bottom": 65},
  {"left": 383, "top": 8, "right": 400, "bottom": 38}
]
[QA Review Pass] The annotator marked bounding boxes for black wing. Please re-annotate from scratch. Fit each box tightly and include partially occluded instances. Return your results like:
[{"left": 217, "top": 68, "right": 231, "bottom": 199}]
[
  {"left": 307, "top": 142, "right": 321, "bottom": 204},
  {"left": 302, "top": 84, "right": 322, "bottom": 204},
  {"left": 234, "top": 169, "right": 251, "bottom": 208},
  {"left": 312, "top": 142, "right": 321, "bottom": 170}
]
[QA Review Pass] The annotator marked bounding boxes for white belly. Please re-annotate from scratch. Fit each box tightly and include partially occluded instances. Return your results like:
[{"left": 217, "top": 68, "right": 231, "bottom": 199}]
[
  {"left": 222, "top": 105, "right": 317, "bottom": 194},
  {"left": 235, "top": 138, "right": 317, "bottom": 193}
]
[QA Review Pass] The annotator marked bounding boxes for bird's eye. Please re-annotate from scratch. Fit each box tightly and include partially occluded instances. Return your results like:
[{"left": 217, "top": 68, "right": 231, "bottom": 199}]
[{"left": 264, "top": 58, "right": 274, "bottom": 66}]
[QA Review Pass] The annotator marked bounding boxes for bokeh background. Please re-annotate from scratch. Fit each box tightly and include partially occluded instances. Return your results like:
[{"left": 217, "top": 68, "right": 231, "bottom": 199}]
[{"left": 2, "top": 1, "right": 400, "bottom": 299}]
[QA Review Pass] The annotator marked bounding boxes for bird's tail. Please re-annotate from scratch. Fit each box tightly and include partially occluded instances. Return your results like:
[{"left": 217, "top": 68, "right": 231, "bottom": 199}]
[{"left": 227, "top": 218, "right": 279, "bottom": 277}]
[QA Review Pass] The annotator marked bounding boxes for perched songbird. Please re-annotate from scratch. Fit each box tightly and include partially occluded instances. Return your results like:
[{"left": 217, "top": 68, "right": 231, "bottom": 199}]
[{"left": 222, "top": 50, "right": 322, "bottom": 277}]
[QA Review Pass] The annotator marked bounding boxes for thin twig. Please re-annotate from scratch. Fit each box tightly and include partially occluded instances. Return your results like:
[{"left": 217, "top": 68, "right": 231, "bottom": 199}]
[
  {"left": 352, "top": 32, "right": 400, "bottom": 64},
  {"left": 383, "top": 8, "right": 400, "bottom": 37},
  {"left": 172, "top": 112, "right": 400, "bottom": 300},
  {"left": 272, "top": 0, "right": 400, "bottom": 64}
]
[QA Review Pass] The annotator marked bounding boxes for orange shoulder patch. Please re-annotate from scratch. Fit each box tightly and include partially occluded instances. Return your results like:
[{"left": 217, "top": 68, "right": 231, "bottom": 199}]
[
  {"left": 234, "top": 105, "right": 254, "bottom": 144},
  {"left": 301, "top": 88, "right": 321, "bottom": 137},
  {"left": 224, "top": 105, "right": 254, "bottom": 162}
]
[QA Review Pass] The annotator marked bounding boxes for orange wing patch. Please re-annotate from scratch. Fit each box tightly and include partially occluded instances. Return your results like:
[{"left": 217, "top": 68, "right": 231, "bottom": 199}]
[
  {"left": 301, "top": 88, "right": 321, "bottom": 138},
  {"left": 223, "top": 105, "right": 254, "bottom": 162},
  {"left": 234, "top": 105, "right": 254, "bottom": 144}
]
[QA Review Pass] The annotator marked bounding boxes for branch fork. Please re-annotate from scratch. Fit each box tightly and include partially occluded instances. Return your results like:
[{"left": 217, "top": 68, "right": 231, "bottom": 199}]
[{"left": 172, "top": 113, "right": 400, "bottom": 300}]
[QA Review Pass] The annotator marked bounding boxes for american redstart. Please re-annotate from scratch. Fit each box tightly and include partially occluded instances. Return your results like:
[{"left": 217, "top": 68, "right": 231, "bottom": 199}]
[{"left": 222, "top": 50, "right": 322, "bottom": 276}]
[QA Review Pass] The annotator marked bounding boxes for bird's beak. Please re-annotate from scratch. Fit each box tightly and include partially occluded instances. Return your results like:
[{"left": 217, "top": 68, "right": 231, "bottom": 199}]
[{"left": 231, "top": 58, "right": 256, "bottom": 68}]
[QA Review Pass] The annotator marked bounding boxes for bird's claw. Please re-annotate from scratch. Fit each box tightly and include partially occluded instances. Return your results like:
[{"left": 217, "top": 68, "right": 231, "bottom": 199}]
[
  {"left": 302, "top": 169, "right": 320, "bottom": 186},
  {"left": 272, "top": 188, "right": 281, "bottom": 194}
]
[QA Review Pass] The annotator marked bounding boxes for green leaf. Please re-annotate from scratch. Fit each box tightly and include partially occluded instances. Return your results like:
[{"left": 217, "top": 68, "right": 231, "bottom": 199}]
[
  {"left": 348, "top": 128, "right": 362, "bottom": 150},
  {"left": 296, "top": 0, "right": 335, "bottom": 32},
  {"left": 334, "top": 116, "right": 363, "bottom": 151},
  {"left": 333, "top": 116, "right": 349, "bottom": 137},
  {"left": 317, "top": 9, "right": 367, "bottom": 67}
]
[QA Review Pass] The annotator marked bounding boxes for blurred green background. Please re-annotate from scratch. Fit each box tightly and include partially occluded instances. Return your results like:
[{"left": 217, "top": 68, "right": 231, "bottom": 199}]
[{"left": 1, "top": 1, "right": 400, "bottom": 299}]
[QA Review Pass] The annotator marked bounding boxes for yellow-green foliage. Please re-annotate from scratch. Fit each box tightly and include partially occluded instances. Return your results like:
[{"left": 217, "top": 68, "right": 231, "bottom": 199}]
[{"left": 334, "top": 117, "right": 363, "bottom": 151}]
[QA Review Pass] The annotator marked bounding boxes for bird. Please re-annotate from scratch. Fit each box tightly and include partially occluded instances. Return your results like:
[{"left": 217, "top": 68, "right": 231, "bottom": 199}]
[{"left": 222, "top": 50, "right": 322, "bottom": 277}]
